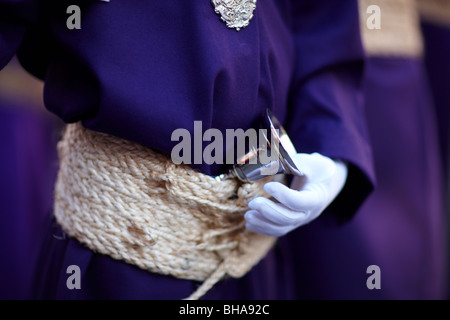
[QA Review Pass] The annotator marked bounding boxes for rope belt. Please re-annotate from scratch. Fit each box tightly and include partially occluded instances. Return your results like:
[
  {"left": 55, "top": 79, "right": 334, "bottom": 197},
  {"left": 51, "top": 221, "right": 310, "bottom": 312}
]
[{"left": 54, "top": 123, "right": 276, "bottom": 300}]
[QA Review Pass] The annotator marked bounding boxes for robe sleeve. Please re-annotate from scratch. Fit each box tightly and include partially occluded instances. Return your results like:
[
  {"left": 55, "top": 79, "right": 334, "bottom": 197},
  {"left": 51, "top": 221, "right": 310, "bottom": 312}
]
[{"left": 286, "top": 0, "right": 375, "bottom": 222}]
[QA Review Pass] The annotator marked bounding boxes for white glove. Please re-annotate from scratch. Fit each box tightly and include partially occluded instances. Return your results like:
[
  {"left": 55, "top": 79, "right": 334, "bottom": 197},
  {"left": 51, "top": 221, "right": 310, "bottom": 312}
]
[{"left": 244, "top": 152, "right": 348, "bottom": 237}]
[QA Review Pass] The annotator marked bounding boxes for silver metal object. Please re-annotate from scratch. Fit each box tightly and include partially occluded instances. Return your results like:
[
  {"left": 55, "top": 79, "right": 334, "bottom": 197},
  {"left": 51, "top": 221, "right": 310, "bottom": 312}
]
[
  {"left": 216, "top": 109, "right": 303, "bottom": 183},
  {"left": 211, "top": 0, "right": 257, "bottom": 31}
]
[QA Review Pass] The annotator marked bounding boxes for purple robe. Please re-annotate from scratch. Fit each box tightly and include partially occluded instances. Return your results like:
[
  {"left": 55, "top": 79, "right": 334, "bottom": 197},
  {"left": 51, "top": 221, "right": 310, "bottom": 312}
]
[
  {"left": 1, "top": 0, "right": 374, "bottom": 299},
  {"left": 422, "top": 21, "right": 450, "bottom": 177}
]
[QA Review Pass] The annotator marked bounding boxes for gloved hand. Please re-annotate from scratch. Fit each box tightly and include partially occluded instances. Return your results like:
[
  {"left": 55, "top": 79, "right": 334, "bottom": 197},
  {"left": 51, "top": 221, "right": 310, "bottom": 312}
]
[{"left": 244, "top": 152, "right": 348, "bottom": 237}]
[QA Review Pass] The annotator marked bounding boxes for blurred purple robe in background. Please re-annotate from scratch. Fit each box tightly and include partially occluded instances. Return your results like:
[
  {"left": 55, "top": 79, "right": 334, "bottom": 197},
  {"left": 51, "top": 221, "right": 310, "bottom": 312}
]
[
  {"left": 0, "top": 92, "right": 59, "bottom": 299},
  {"left": 421, "top": 18, "right": 450, "bottom": 299},
  {"left": 281, "top": 13, "right": 448, "bottom": 298},
  {"left": 422, "top": 21, "right": 450, "bottom": 176}
]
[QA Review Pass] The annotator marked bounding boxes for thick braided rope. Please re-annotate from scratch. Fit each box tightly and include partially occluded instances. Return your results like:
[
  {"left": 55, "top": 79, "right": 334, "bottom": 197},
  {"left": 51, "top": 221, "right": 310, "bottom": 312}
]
[
  {"left": 54, "top": 123, "right": 276, "bottom": 299},
  {"left": 359, "top": 0, "right": 424, "bottom": 57}
]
